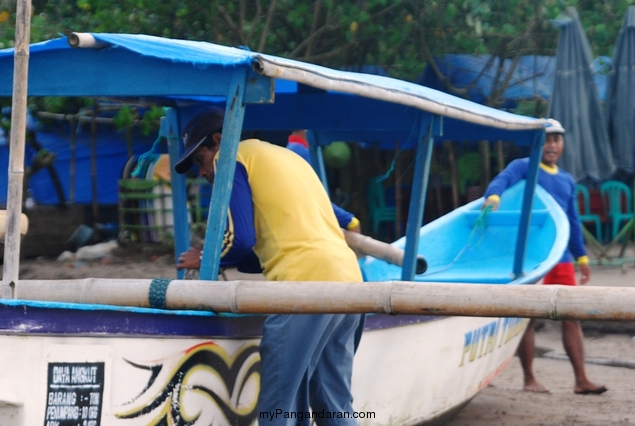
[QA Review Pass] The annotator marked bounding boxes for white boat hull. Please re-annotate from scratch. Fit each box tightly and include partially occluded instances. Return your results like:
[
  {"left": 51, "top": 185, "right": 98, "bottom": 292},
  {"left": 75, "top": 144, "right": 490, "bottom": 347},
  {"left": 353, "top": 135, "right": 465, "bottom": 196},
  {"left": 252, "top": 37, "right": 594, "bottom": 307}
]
[
  {"left": 0, "top": 307, "right": 526, "bottom": 426},
  {"left": 352, "top": 315, "right": 527, "bottom": 425}
]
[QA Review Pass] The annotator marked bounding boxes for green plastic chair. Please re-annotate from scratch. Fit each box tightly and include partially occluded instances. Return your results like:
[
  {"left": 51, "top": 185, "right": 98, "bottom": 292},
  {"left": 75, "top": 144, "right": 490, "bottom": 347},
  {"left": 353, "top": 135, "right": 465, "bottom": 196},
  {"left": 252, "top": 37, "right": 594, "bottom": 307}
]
[
  {"left": 600, "top": 180, "right": 634, "bottom": 242},
  {"left": 575, "top": 184, "right": 603, "bottom": 242},
  {"left": 367, "top": 177, "right": 396, "bottom": 238}
]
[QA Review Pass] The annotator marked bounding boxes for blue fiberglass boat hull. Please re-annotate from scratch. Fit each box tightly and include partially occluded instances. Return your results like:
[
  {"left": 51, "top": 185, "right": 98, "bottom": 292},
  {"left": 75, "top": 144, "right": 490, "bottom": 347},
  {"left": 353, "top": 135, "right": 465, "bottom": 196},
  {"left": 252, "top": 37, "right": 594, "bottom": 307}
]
[{"left": 361, "top": 181, "right": 569, "bottom": 285}]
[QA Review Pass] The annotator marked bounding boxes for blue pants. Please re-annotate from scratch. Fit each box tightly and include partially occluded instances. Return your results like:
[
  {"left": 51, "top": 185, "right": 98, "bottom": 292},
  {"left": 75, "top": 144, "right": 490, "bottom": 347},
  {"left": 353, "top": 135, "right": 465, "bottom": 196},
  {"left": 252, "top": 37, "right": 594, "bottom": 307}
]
[{"left": 257, "top": 313, "right": 362, "bottom": 425}]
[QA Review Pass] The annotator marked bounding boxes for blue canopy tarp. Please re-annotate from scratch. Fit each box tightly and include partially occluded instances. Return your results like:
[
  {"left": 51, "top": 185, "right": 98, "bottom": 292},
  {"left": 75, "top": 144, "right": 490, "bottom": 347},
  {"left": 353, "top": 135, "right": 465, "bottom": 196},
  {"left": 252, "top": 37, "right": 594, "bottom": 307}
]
[{"left": 0, "top": 33, "right": 548, "bottom": 147}]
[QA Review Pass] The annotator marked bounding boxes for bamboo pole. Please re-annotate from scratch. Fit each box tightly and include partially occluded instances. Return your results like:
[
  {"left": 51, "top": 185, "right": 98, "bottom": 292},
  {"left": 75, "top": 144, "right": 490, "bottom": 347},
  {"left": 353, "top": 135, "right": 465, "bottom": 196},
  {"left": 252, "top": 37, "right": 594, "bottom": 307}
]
[
  {"left": 342, "top": 230, "right": 427, "bottom": 274},
  {"left": 67, "top": 32, "right": 107, "bottom": 49},
  {"left": 13, "top": 279, "right": 635, "bottom": 321},
  {"left": 37, "top": 111, "right": 123, "bottom": 124},
  {"left": 0, "top": 211, "right": 28, "bottom": 241},
  {"left": 2, "top": 0, "right": 32, "bottom": 298}
]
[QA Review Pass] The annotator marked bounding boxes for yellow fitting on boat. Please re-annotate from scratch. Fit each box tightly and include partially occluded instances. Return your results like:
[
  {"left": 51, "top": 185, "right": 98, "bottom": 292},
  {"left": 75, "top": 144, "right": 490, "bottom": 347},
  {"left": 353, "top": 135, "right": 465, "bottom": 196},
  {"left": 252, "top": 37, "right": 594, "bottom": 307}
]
[{"left": 0, "top": 210, "right": 29, "bottom": 241}]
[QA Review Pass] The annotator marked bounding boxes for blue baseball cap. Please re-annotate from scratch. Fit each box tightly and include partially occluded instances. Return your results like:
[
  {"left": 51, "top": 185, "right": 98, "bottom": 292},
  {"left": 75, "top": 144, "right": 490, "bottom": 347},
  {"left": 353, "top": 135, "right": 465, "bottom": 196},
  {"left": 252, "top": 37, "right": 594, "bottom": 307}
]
[{"left": 174, "top": 106, "right": 225, "bottom": 174}]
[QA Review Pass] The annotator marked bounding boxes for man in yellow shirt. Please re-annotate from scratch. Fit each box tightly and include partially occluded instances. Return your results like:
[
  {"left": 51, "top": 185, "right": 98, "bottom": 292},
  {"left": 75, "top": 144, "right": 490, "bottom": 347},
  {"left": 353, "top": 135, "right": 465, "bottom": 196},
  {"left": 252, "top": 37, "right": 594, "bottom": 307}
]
[{"left": 175, "top": 107, "right": 363, "bottom": 424}]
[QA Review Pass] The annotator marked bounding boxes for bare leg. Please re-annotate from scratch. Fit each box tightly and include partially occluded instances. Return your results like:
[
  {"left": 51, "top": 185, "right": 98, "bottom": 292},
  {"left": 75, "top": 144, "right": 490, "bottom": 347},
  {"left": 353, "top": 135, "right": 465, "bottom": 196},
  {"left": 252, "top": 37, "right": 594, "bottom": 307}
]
[
  {"left": 517, "top": 319, "right": 549, "bottom": 393},
  {"left": 561, "top": 320, "right": 607, "bottom": 394}
]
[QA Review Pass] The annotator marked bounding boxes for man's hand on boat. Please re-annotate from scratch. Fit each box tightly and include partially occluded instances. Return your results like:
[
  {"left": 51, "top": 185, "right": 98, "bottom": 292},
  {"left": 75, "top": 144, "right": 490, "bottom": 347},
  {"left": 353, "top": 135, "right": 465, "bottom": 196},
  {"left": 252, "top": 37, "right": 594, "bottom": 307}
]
[
  {"left": 177, "top": 246, "right": 202, "bottom": 270},
  {"left": 481, "top": 197, "right": 499, "bottom": 211},
  {"left": 348, "top": 224, "right": 361, "bottom": 233}
]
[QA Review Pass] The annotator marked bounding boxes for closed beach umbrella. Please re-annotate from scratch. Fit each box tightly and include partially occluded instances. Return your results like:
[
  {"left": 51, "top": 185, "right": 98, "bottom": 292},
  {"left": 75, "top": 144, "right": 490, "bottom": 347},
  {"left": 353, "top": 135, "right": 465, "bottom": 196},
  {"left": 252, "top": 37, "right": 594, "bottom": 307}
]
[
  {"left": 605, "top": 6, "right": 635, "bottom": 174},
  {"left": 548, "top": 7, "right": 615, "bottom": 181}
]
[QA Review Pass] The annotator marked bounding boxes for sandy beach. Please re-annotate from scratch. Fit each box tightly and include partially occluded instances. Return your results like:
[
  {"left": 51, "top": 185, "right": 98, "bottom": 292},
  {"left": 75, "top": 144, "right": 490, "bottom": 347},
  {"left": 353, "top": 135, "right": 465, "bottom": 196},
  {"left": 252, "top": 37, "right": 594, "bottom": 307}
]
[
  {"left": 447, "top": 262, "right": 635, "bottom": 426},
  {"left": 8, "top": 242, "right": 635, "bottom": 426},
  {"left": 447, "top": 322, "right": 635, "bottom": 426}
]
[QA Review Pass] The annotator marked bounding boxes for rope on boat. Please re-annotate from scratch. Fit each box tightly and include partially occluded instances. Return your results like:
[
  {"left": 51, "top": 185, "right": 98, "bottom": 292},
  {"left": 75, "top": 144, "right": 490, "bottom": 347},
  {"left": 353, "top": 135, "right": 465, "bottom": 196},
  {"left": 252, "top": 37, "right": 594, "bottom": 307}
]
[
  {"left": 422, "top": 204, "right": 492, "bottom": 276},
  {"left": 130, "top": 132, "right": 164, "bottom": 178},
  {"left": 374, "top": 125, "right": 417, "bottom": 183},
  {"left": 149, "top": 277, "right": 173, "bottom": 309}
]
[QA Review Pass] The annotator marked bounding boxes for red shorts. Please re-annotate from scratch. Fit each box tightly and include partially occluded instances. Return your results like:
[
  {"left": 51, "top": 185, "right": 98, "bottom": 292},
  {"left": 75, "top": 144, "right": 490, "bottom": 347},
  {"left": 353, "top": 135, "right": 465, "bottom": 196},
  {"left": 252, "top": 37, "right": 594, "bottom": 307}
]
[{"left": 543, "top": 262, "right": 576, "bottom": 286}]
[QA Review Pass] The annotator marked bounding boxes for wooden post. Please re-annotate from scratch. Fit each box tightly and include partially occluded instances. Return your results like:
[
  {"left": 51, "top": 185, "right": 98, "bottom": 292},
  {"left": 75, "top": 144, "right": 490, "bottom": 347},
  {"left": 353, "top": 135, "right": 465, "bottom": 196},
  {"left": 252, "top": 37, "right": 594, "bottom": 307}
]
[
  {"left": 2, "top": 0, "right": 32, "bottom": 298},
  {"left": 125, "top": 124, "right": 134, "bottom": 159},
  {"left": 478, "top": 140, "right": 490, "bottom": 188},
  {"left": 444, "top": 141, "right": 459, "bottom": 209},
  {"left": 69, "top": 115, "right": 77, "bottom": 203},
  {"left": 394, "top": 141, "right": 401, "bottom": 236},
  {"left": 496, "top": 140, "right": 505, "bottom": 173},
  {"left": 90, "top": 103, "right": 100, "bottom": 237}
]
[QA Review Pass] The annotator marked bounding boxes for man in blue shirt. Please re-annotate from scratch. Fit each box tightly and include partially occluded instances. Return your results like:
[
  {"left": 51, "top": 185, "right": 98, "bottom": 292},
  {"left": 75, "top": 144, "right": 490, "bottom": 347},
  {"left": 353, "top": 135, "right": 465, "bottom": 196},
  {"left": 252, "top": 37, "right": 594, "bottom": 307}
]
[{"left": 483, "top": 119, "right": 607, "bottom": 395}]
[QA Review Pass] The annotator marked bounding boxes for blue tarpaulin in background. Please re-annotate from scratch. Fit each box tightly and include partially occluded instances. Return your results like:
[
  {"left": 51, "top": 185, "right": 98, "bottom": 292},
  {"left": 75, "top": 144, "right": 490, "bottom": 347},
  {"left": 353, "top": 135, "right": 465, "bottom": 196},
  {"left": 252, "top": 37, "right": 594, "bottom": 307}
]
[
  {"left": 0, "top": 118, "right": 156, "bottom": 206},
  {"left": 417, "top": 54, "right": 555, "bottom": 109},
  {"left": 417, "top": 54, "right": 609, "bottom": 110}
]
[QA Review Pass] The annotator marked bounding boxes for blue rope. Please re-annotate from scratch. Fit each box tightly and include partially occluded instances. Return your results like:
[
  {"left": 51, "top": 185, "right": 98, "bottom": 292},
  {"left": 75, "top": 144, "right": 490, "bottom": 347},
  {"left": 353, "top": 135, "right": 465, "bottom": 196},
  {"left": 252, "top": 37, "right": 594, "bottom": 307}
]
[
  {"left": 148, "top": 278, "right": 172, "bottom": 309},
  {"left": 130, "top": 134, "right": 163, "bottom": 178},
  {"left": 423, "top": 205, "right": 492, "bottom": 276},
  {"left": 374, "top": 124, "right": 418, "bottom": 183},
  {"left": 374, "top": 148, "right": 404, "bottom": 183}
]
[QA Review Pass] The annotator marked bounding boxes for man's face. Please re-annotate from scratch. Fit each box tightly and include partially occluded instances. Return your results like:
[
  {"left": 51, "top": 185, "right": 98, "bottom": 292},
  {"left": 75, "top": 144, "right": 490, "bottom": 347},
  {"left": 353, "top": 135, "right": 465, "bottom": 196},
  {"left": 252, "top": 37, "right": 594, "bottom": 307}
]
[
  {"left": 542, "top": 133, "right": 564, "bottom": 167},
  {"left": 191, "top": 136, "right": 220, "bottom": 183}
]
